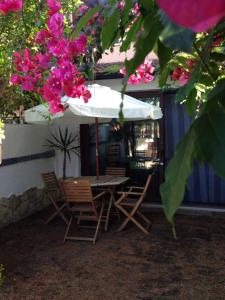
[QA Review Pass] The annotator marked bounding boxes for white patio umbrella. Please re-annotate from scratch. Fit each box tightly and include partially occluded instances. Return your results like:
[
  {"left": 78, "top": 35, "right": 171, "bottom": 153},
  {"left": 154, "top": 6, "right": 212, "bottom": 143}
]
[{"left": 25, "top": 84, "right": 163, "bottom": 178}]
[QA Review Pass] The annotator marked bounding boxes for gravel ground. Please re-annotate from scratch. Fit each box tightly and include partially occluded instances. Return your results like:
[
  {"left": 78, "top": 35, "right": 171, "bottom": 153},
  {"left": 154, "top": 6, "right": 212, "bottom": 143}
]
[{"left": 0, "top": 207, "right": 225, "bottom": 300}]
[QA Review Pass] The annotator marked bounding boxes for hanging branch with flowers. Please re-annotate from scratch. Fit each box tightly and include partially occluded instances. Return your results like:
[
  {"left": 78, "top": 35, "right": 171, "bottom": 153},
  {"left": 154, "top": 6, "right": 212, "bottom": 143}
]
[{"left": 10, "top": 0, "right": 92, "bottom": 114}]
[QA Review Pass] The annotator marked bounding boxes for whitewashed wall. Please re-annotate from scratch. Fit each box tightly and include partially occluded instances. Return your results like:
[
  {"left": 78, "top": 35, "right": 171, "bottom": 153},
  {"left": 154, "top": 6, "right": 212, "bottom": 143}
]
[
  {"left": 53, "top": 118, "right": 80, "bottom": 179},
  {"left": 0, "top": 120, "right": 82, "bottom": 200},
  {"left": 95, "top": 77, "right": 179, "bottom": 92},
  {"left": 0, "top": 124, "right": 55, "bottom": 197}
]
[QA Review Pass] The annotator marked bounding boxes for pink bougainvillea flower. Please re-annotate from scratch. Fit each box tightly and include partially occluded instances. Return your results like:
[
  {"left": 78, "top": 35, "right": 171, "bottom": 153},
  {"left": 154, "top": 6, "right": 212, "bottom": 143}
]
[
  {"left": 157, "top": 0, "right": 225, "bottom": 32},
  {"left": 186, "top": 59, "right": 196, "bottom": 69},
  {"left": 82, "top": 87, "right": 92, "bottom": 103},
  {"left": 0, "top": 0, "right": 23, "bottom": 15},
  {"left": 179, "top": 70, "right": 190, "bottom": 86},
  {"left": 128, "top": 74, "right": 142, "bottom": 85},
  {"left": 35, "top": 29, "right": 51, "bottom": 45},
  {"left": 21, "top": 75, "right": 36, "bottom": 91},
  {"left": 12, "top": 49, "right": 35, "bottom": 73},
  {"left": 143, "top": 73, "right": 154, "bottom": 83},
  {"left": 49, "top": 100, "right": 64, "bottom": 114},
  {"left": 10, "top": 0, "right": 91, "bottom": 115},
  {"left": 47, "top": 38, "right": 67, "bottom": 57},
  {"left": 34, "top": 53, "right": 51, "bottom": 69},
  {"left": 118, "top": 1, "right": 125, "bottom": 10},
  {"left": 46, "top": 76, "right": 63, "bottom": 95},
  {"left": 66, "top": 34, "right": 87, "bottom": 57},
  {"left": 47, "top": 0, "right": 61, "bottom": 15},
  {"left": 171, "top": 67, "right": 183, "bottom": 81},
  {"left": 10, "top": 74, "right": 22, "bottom": 85},
  {"left": 120, "top": 59, "right": 155, "bottom": 85},
  {"left": 47, "top": 13, "right": 64, "bottom": 38}
]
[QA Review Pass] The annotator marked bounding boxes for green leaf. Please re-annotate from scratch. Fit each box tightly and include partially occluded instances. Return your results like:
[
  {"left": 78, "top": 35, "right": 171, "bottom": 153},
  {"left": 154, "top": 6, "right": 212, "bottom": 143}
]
[
  {"left": 125, "top": 15, "right": 163, "bottom": 77},
  {"left": 101, "top": 9, "right": 120, "bottom": 50},
  {"left": 208, "top": 79, "right": 225, "bottom": 103},
  {"left": 139, "top": 0, "right": 154, "bottom": 12},
  {"left": 158, "top": 66, "right": 170, "bottom": 87},
  {"left": 185, "top": 88, "right": 197, "bottom": 115},
  {"left": 175, "top": 63, "right": 201, "bottom": 103},
  {"left": 71, "top": 5, "right": 101, "bottom": 39},
  {"left": 157, "top": 39, "right": 173, "bottom": 71},
  {"left": 195, "top": 104, "right": 225, "bottom": 179},
  {"left": 160, "top": 127, "right": 196, "bottom": 224},
  {"left": 121, "top": 0, "right": 133, "bottom": 27},
  {"left": 159, "top": 12, "right": 196, "bottom": 53},
  {"left": 120, "top": 17, "right": 143, "bottom": 52}
]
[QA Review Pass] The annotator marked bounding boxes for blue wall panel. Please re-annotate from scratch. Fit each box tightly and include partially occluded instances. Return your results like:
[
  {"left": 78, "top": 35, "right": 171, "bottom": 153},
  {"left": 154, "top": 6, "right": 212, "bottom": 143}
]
[{"left": 164, "top": 92, "right": 225, "bottom": 205}]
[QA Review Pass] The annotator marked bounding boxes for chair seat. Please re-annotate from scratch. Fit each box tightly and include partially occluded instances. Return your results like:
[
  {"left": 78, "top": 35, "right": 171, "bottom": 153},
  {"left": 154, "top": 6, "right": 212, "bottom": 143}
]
[{"left": 70, "top": 203, "right": 96, "bottom": 212}]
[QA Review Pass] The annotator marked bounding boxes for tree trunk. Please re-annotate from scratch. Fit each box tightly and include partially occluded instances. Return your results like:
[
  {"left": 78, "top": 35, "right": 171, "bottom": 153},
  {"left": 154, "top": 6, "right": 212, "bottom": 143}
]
[{"left": 63, "top": 150, "right": 67, "bottom": 179}]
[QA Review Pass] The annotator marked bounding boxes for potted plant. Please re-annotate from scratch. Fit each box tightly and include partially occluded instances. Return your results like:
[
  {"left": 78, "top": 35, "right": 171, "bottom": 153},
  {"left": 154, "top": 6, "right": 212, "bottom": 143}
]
[{"left": 46, "top": 127, "right": 80, "bottom": 179}]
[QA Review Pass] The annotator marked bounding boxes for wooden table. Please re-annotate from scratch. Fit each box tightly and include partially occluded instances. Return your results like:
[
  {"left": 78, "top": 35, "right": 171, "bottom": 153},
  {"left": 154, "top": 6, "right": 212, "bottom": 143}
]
[{"left": 76, "top": 175, "right": 129, "bottom": 230}]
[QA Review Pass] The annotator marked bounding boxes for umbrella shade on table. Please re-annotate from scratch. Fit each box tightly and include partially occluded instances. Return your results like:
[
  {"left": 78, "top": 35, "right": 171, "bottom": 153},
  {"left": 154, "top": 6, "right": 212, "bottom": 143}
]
[{"left": 24, "top": 84, "right": 163, "bottom": 178}]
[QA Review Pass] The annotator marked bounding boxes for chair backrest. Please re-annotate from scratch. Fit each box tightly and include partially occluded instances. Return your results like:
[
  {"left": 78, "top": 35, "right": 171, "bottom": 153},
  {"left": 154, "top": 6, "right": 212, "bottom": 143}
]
[
  {"left": 62, "top": 179, "right": 93, "bottom": 203},
  {"left": 105, "top": 167, "right": 126, "bottom": 177},
  {"left": 106, "top": 143, "right": 121, "bottom": 166},
  {"left": 137, "top": 175, "right": 153, "bottom": 206},
  {"left": 42, "top": 172, "right": 60, "bottom": 191},
  {"left": 143, "top": 175, "right": 152, "bottom": 195}
]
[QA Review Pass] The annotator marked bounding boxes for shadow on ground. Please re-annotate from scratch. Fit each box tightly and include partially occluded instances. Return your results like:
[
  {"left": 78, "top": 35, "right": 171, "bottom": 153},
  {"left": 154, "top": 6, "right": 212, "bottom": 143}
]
[{"left": 0, "top": 208, "right": 225, "bottom": 300}]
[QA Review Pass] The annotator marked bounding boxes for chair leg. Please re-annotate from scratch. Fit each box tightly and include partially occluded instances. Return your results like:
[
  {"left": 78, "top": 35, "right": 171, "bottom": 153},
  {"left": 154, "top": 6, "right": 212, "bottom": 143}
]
[
  {"left": 93, "top": 202, "right": 105, "bottom": 244},
  {"left": 137, "top": 211, "right": 152, "bottom": 229},
  {"left": 77, "top": 211, "right": 82, "bottom": 225},
  {"left": 45, "top": 203, "right": 68, "bottom": 225},
  {"left": 116, "top": 205, "right": 149, "bottom": 235},
  {"left": 64, "top": 215, "right": 73, "bottom": 242},
  {"left": 104, "top": 196, "right": 113, "bottom": 231}
]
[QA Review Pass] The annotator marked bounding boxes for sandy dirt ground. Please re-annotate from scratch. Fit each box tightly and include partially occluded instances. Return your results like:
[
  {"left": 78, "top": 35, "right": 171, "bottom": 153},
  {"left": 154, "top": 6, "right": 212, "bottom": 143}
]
[{"left": 0, "top": 208, "right": 225, "bottom": 300}]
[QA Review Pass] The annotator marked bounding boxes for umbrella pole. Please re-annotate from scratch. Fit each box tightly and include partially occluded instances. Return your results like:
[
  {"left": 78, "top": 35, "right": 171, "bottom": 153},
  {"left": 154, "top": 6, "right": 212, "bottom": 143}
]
[{"left": 95, "top": 117, "right": 100, "bottom": 180}]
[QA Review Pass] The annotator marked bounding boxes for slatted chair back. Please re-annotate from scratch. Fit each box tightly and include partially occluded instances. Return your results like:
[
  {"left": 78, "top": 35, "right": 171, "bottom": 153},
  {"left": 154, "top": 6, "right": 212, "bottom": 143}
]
[
  {"left": 62, "top": 179, "right": 106, "bottom": 244},
  {"left": 142, "top": 174, "right": 152, "bottom": 196},
  {"left": 62, "top": 179, "right": 93, "bottom": 203},
  {"left": 105, "top": 167, "right": 126, "bottom": 177},
  {"left": 42, "top": 172, "right": 68, "bottom": 224},
  {"left": 134, "top": 174, "right": 152, "bottom": 207},
  {"left": 106, "top": 143, "right": 121, "bottom": 166},
  {"left": 62, "top": 179, "right": 98, "bottom": 216},
  {"left": 42, "top": 172, "right": 60, "bottom": 192}
]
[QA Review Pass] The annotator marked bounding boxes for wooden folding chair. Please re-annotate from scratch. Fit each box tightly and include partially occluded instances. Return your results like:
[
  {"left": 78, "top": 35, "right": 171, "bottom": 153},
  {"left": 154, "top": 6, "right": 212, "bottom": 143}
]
[
  {"left": 62, "top": 179, "right": 106, "bottom": 244},
  {"left": 115, "top": 175, "right": 153, "bottom": 235},
  {"left": 42, "top": 172, "right": 68, "bottom": 225}
]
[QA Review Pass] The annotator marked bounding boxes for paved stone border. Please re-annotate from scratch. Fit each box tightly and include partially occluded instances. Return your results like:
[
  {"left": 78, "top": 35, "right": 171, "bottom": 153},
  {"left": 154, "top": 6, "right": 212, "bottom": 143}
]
[{"left": 0, "top": 188, "right": 50, "bottom": 229}]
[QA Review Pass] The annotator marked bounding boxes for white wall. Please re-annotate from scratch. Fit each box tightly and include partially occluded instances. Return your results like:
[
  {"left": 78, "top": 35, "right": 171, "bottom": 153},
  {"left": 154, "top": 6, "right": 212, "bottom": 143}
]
[
  {"left": 52, "top": 119, "right": 81, "bottom": 179},
  {"left": 0, "top": 124, "right": 55, "bottom": 197},
  {"left": 95, "top": 77, "right": 179, "bottom": 92}
]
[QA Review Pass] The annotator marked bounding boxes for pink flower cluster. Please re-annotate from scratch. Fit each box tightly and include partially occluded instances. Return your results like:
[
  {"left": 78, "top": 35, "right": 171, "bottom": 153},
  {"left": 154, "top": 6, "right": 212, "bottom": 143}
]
[
  {"left": 120, "top": 60, "right": 155, "bottom": 85},
  {"left": 10, "top": 0, "right": 91, "bottom": 114},
  {"left": 0, "top": 0, "right": 22, "bottom": 15},
  {"left": 171, "top": 59, "right": 196, "bottom": 86}
]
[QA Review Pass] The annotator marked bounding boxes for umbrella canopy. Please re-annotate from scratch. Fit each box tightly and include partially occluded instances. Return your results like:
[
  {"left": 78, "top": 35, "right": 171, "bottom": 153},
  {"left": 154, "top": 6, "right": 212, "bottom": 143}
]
[
  {"left": 24, "top": 84, "right": 163, "bottom": 179},
  {"left": 24, "top": 84, "right": 162, "bottom": 124}
]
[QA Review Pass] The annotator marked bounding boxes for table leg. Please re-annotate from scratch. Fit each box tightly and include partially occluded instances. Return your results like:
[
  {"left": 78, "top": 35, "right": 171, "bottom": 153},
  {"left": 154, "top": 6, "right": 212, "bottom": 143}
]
[{"left": 104, "top": 191, "right": 113, "bottom": 231}]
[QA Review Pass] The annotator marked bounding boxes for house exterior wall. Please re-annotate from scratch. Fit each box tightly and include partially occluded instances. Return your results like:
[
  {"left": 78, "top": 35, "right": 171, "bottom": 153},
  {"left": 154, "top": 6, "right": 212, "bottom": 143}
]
[
  {"left": 0, "top": 124, "right": 55, "bottom": 228},
  {"left": 53, "top": 118, "right": 81, "bottom": 179},
  {"left": 0, "top": 119, "right": 82, "bottom": 229}
]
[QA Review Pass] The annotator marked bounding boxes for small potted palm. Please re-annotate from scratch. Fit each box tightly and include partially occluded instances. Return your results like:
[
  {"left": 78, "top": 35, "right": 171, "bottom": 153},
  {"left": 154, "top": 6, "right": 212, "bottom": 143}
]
[{"left": 47, "top": 127, "right": 80, "bottom": 179}]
